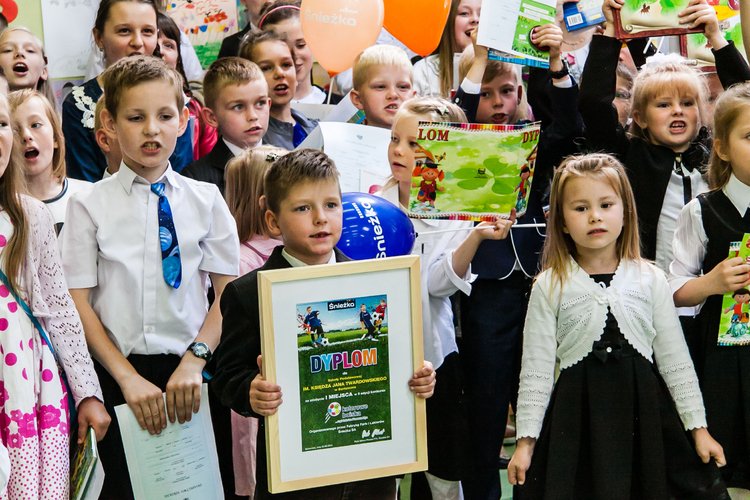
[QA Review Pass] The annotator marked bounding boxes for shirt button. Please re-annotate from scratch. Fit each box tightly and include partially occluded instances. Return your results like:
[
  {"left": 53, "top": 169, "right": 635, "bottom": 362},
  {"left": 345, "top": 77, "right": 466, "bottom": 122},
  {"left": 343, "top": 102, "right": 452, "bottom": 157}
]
[{"left": 606, "top": 347, "right": 612, "bottom": 353}]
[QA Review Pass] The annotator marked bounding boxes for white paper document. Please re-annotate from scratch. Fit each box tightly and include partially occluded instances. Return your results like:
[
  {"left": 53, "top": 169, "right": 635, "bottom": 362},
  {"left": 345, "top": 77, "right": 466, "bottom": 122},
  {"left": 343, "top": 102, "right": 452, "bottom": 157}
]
[
  {"left": 115, "top": 384, "right": 224, "bottom": 500},
  {"left": 296, "top": 122, "right": 391, "bottom": 193}
]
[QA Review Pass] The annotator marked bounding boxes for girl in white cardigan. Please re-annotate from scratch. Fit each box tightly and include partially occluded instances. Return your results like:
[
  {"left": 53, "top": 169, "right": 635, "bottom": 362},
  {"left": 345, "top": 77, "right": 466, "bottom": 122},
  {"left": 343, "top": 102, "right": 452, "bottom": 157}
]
[{"left": 509, "top": 153, "right": 727, "bottom": 498}]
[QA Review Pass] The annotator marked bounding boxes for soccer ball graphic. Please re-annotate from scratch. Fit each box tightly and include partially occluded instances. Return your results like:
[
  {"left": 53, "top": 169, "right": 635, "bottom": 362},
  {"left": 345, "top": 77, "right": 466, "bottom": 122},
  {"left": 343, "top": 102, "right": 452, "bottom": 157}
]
[{"left": 319, "top": 338, "right": 330, "bottom": 346}]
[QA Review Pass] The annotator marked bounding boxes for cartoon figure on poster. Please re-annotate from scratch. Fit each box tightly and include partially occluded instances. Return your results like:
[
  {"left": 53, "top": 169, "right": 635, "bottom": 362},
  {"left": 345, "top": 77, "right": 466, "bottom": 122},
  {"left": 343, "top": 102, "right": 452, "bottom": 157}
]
[
  {"left": 717, "top": 235, "right": 750, "bottom": 346},
  {"left": 514, "top": 145, "right": 538, "bottom": 213},
  {"left": 166, "top": 0, "right": 239, "bottom": 68},
  {"left": 412, "top": 149, "right": 446, "bottom": 211}
]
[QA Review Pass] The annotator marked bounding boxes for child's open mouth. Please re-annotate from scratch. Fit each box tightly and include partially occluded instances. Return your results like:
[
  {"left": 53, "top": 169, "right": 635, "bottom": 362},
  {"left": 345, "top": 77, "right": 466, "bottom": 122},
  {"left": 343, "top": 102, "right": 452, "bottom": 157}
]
[
  {"left": 491, "top": 113, "right": 508, "bottom": 124},
  {"left": 588, "top": 228, "right": 607, "bottom": 235},
  {"left": 142, "top": 142, "right": 161, "bottom": 153},
  {"left": 24, "top": 147, "right": 39, "bottom": 160},
  {"left": 274, "top": 84, "right": 289, "bottom": 95},
  {"left": 12, "top": 62, "right": 28, "bottom": 76},
  {"left": 311, "top": 232, "right": 330, "bottom": 239},
  {"left": 670, "top": 121, "right": 687, "bottom": 133},
  {"left": 385, "top": 103, "right": 399, "bottom": 112}
]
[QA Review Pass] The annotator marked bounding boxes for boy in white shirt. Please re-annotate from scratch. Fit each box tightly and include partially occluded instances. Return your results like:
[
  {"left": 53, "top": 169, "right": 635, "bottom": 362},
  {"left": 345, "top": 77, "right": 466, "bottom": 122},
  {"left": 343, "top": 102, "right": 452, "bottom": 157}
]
[{"left": 61, "top": 55, "right": 239, "bottom": 499}]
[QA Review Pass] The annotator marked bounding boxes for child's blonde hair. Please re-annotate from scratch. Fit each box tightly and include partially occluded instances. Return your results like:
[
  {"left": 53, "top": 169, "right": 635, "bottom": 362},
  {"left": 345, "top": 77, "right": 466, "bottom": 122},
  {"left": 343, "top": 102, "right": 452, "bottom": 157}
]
[
  {"left": 9, "top": 89, "right": 66, "bottom": 181},
  {"left": 395, "top": 96, "right": 467, "bottom": 125},
  {"left": 225, "top": 145, "right": 287, "bottom": 242},
  {"left": 0, "top": 93, "right": 29, "bottom": 294},
  {"left": 629, "top": 56, "right": 708, "bottom": 142},
  {"left": 352, "top": 45, "right": 413, "bottom": 91},
  {"left": 543, "top": 154, "right": 640, "bottom": 287},
  {"left": 708, "top": 82, "right": 750, "bottom": 189},
  {"left": 203, "top": 57, "right": 265, "bottom": 110},
  {"left": 0, "top": 27, "right": 56, "bottom": 107}
]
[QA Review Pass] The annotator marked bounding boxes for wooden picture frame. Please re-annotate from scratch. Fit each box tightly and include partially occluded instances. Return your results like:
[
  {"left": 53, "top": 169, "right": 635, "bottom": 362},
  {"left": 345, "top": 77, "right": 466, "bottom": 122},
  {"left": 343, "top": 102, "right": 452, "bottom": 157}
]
[
  {"left": 257, "top": 255, "right": 427, "bottom": 493},
  {"left": 613, "top": 0, "right": 702, "bottom": 40}
]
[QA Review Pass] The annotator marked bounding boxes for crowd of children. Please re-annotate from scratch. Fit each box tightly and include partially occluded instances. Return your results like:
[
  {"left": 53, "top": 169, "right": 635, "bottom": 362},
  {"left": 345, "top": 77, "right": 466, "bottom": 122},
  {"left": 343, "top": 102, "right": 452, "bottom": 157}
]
[{"left": 0, "top": 0, "right": 750, "bottom": 498}]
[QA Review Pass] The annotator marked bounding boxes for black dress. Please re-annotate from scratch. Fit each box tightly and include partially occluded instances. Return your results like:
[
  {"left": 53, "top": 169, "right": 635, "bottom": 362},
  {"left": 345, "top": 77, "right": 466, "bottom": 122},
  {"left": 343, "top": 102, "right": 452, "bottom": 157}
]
[{"left": 514, "top": 274, "right": 726, "bottom": 500}]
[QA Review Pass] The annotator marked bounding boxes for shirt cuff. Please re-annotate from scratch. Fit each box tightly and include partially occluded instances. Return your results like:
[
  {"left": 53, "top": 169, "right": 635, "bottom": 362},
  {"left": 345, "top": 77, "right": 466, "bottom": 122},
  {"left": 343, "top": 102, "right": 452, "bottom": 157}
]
[
  {"left": 442, "top": 250, "right": 472, "bottom": 296},
  {"left": 460, "top": 78, "right": 481, "bottom": 95}
]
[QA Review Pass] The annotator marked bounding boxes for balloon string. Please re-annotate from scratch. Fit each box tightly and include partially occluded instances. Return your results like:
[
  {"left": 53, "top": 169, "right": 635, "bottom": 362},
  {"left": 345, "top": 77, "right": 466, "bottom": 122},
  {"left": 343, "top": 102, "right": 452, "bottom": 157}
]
[{"left": 417, "top": 222, "right": 545, "bottom": 236}]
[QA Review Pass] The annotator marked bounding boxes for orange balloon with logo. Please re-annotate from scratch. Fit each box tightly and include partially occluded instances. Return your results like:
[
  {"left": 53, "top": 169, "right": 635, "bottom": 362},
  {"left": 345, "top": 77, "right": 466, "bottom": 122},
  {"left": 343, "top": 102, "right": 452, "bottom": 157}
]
[
  {"left": 301, "top": 0, "right": 384, "bottom": 75},
  {"left": 384, "top": 0, "right": 450, "bottom": 57}
]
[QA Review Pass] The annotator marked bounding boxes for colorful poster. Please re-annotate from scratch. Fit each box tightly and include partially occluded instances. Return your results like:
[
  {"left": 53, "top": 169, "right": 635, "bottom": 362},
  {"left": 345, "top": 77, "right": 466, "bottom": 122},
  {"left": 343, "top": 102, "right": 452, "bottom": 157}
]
[
  {"left": 408, "top": 121, "right": 541, "bottom": 221},
  {"left": 166, "top": 0, "right": 239, "bottom": 69},
  {"left": 296, "top": 295, "right": 392, "bottom": 452},
  {"left": 478, "top": 0, "right": 556, "bottom": 68},
  {"left": 683, "top": 0, "right": 744, "bottom": 67},
  {"left": 616, "top": 0, "right": 699, "bottom": 38},
  {"left": 717, "top": 234, "right": 750, "bottom": 346}
]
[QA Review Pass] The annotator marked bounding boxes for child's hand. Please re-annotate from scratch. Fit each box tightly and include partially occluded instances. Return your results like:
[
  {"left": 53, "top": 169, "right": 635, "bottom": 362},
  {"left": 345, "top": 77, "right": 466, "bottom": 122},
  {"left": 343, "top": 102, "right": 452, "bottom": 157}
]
[
  {"left": 76, "top": 397, "right": 111, "bottom": 444},
  {"left": 250, "top": 355, "right": 283, "bottom": 416},
  {"left": 121, "top": 373, "right": 167, "bottom": 435},
  {"left": 705, "top": 256, "right": 750, "bottom": 296},
  {"left": 465, "top": 28, "right": 489, "bottom": 85},
  {"left": 165, "top": 354, "right": 204, "bottom": 424},
  {"left": 408, "top": 361, "right": 436, "bottom": 399},
  {"left": 531, "top": 23, "right": 564, "bottom": 60},
  {"left": 692, "top": 427, "right": 726, "bottom": 467},
  {"left": 508, "top": 437, "right": 536, "bottom": 485},
  {"left": 679, "top": 0, "right": 727, "bottom": 50},
  {"left": 602, "top": 0, "right": 625, "bottom": 36},
  {"left": 474, "top": 209, "right": 516, "bottom": 242},
  {"left": 470, "top": 28, "right": 488, "bottom": 63}
]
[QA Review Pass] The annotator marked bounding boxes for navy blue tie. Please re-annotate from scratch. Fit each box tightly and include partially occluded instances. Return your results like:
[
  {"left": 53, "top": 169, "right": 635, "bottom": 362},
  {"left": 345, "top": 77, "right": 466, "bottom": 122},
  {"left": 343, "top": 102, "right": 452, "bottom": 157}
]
[{"left": 151, "top": 183, "right": 181, "bottom": 288}]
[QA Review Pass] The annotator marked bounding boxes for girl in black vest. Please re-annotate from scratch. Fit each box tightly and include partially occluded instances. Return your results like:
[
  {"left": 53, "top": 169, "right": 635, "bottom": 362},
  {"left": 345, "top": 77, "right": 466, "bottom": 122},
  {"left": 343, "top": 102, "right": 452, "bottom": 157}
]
[{"left": 672, "top": 82, "right": 750, "bottom": 494}]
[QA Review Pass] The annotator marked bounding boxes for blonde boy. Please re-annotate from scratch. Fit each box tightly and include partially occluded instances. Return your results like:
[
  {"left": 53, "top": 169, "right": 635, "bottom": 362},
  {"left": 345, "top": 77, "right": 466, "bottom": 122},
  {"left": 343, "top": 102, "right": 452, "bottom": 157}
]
[
  {"left": 61, "top": 56, "right": 239, "bottom": 498},
  {"left": 350, "top": 44, "right": 416, "bottom": 129},
  {"left": 182, "top": 57, "right": 270, "bottom": 195}
]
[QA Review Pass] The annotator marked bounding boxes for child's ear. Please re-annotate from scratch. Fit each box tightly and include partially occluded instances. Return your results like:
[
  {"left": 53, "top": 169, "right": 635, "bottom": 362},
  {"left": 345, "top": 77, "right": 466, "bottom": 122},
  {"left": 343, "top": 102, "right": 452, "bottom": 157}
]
[
  {"left": 265, "top": 209, "right": 283, "bottom": 238},
  {"left": 101, "top": 108, "right": 117, "bottom": 138},
  {"left": 517, "top": 85, "right": 523, "bottom": 104},
  {"left": 713, "top": 138, "right": 730, "bottom": 161},
  {"left": 632, "top": 109, "right": 647, "bottom": 130},
  {"left": 94, "top": 129, "right": 111, "bottom": 154},
  {"left": 202, "top": 106, "right": 220, "bottom": 129},
  {"left": 349, "top": 90, "right": 365, "bottom": 111},
  {"left": 177, "top": 106, "right": 190, "bottom": 137}
]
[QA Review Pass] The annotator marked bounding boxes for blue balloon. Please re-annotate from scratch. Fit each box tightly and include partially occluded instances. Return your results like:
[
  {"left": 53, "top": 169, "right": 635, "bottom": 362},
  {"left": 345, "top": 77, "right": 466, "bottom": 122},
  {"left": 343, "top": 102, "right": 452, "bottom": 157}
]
[{"left": 337, "top": 192, "right": 416, "bottom": 260}]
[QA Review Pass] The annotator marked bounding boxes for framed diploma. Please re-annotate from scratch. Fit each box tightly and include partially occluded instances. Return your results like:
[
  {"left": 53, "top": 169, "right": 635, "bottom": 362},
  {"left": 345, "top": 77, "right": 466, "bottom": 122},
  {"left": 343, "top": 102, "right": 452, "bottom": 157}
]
[
  {"left": 613, "top": 0, "right": 702, "bottom": 39},
  {"left": 257, "top": 255, "right": 427, "bottom": 493}
]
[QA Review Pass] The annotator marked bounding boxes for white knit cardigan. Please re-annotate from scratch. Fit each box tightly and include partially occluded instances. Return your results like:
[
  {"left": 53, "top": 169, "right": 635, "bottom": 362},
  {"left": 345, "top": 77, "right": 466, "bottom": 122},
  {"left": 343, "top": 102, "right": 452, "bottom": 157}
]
[{"left": 516, "top": 257, "right": 707, "bottom": 439}]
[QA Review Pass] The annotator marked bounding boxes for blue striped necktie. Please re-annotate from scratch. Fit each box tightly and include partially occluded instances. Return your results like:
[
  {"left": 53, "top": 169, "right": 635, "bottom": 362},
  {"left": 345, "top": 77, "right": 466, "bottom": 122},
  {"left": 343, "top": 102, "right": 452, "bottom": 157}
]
[{"left": 151, "top": 182, "right": 182, "bottom": 288}]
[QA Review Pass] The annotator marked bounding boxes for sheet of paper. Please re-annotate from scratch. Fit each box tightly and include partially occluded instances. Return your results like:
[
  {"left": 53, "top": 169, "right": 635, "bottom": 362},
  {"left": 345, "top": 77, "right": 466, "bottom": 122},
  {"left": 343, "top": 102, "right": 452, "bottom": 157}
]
[
  {"left": 115, "top": 384, "right": 224, "bottom": 500},
  {"left": 478, "top": 0, "right": 557, "bottom": 67},
  {"left": 322, "top": 92, "right": 366, "bottom": 124},
  {"left": 291, "top": 102, "right": 336, "bottom": 121},
  {"left": 296, "top": 122, "right": 391, "bottom": 193}
]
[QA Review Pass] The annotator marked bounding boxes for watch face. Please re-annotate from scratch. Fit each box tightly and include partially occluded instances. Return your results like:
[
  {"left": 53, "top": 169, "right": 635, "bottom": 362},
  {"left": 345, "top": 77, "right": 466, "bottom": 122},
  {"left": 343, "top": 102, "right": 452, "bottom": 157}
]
[{"left": 193, "top": 343, "right": 209, "bottom": 357}]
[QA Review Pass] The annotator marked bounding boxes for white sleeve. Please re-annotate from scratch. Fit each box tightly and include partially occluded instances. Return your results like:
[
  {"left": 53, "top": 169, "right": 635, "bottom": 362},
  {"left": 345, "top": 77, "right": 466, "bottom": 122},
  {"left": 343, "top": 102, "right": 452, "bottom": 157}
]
[
  {"left": 669, "top": 199, "right": 708, "bottom": 306},
  {"left": 650, "top": 267, "right": 707, "bottom": 430},
  {"left": 516, "top": 277, "right": 559, "bottom": 439},
  {"left": 180, "top": 32, "right": 205, "bottom": 81}
]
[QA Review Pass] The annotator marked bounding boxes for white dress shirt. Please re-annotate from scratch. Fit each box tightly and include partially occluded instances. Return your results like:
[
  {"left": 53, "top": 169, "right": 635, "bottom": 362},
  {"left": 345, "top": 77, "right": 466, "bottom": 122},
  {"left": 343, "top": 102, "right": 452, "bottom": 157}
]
[
  {"left": 669, "top": 173, "right": 750, "bottom": 311},
  {"left": 60, "top": 163, "right": 239, "bottom": 356}
]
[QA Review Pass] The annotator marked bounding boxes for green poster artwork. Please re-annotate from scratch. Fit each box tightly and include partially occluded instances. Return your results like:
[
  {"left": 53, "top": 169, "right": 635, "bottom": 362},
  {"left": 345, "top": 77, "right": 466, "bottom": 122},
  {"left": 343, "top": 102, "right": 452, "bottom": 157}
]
[
  {"left": 297, "top": 295, "right": 392, "bottom": 452},
  {"left": 620, "top": 0, "right": 692, "bottom": 34},
  {"left": 512, "top": 0, "right": 556, "bottom": 62},
  {"left": 685, "top": 0, "right": 744, "bottom": 67},
  {"left": 717, "top": 235, "right": 750, "bottom": 346},
  {"left": 409, "top": 121, "right": 541, "bottom": 221}
]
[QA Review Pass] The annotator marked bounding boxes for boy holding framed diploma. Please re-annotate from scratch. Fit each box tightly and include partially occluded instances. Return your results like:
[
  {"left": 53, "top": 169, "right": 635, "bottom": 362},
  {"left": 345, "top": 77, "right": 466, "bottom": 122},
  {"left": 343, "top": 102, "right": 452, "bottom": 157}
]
[{"left": 211, "top": 149, "right": 436, "bottom": 498}]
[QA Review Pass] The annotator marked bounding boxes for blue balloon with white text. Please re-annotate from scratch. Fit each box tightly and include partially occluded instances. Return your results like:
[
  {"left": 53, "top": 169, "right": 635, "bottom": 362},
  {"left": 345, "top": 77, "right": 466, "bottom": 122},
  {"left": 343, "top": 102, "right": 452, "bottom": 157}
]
[{"left": 337, "top": 193, "right": 415, "bottom": 260}]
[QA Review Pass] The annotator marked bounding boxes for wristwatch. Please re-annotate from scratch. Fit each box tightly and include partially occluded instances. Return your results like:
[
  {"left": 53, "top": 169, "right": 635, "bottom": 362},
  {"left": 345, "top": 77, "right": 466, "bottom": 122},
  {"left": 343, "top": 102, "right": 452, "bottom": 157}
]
[
  {"left": 187, "top": 341, "right": 212, "bottom": 362},
  {"left": 548, "top": 60, "right": 570, "bottom": 80}
]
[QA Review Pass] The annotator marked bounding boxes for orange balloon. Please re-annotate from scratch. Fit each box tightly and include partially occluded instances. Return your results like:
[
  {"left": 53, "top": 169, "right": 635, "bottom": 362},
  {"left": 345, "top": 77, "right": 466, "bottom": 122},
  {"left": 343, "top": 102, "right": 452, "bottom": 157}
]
[
  {"left": 301, "top": 0, "right": 384, "bottom": 75},
  {"left": 384, "top": 0, "right": 450, "bottom": 57}
]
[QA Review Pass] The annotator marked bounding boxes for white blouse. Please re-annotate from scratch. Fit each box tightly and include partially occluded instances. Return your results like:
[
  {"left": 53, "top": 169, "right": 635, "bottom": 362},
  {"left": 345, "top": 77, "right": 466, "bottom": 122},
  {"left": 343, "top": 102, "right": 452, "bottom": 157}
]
[{"left": 516, "top": 258, "right": 707, "bottom": 439}]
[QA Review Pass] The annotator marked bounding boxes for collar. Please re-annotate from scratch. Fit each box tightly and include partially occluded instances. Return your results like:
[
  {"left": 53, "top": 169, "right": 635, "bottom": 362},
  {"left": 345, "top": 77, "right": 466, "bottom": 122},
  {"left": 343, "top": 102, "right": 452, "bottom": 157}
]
[
  {"left": 223, "top": 138, "right": 247, "bottom": 158},
  {"left": 116, "top": 162, "right": 180, "bottom": 194},
  {"left": 723, "top": 173, "right": 750, "bottom": 216},
  {"left": 281, "top": 248, "right": 336, "bottom": 267}
]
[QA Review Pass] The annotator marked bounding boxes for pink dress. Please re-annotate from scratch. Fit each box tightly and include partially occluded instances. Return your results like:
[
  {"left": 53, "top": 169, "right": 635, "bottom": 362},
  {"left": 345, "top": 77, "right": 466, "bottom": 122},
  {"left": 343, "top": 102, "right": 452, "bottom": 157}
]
[
  {"left": 0, "top": 198, "right": 102, "bottom": 499},
  {"left": 232, "top": 236, "right": 282, "bottom": 496}
]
